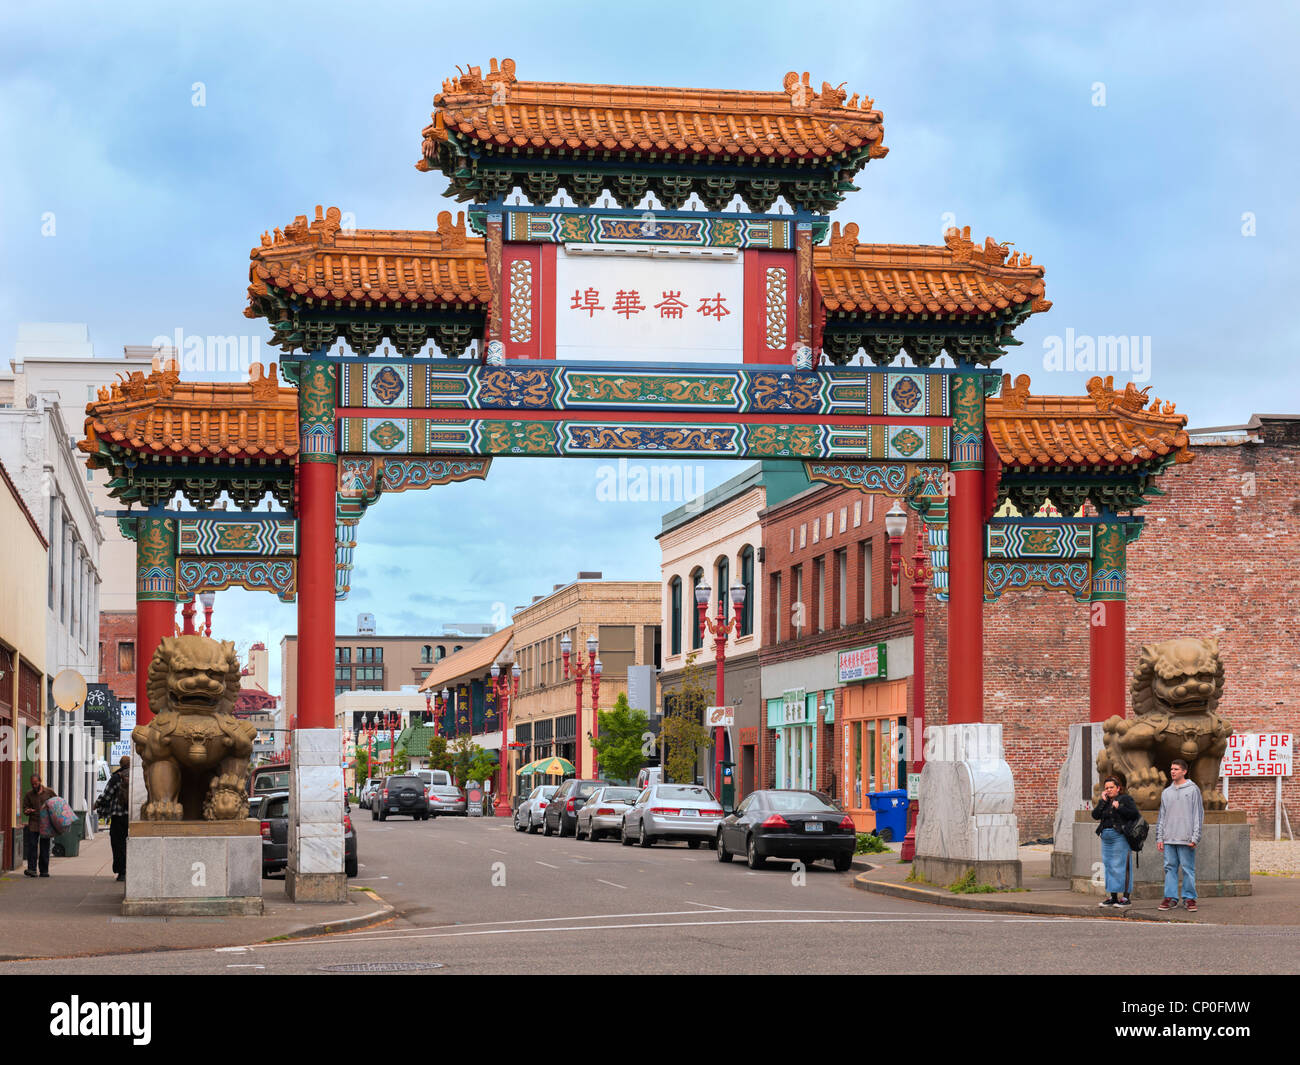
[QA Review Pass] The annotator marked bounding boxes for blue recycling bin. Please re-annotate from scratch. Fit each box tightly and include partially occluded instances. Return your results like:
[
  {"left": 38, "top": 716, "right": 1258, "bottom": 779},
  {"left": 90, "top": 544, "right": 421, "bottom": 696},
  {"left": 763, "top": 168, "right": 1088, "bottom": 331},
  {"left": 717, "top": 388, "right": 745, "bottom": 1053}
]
[{"left": 866, "top": 789, "right": 909, "bottom": 842}]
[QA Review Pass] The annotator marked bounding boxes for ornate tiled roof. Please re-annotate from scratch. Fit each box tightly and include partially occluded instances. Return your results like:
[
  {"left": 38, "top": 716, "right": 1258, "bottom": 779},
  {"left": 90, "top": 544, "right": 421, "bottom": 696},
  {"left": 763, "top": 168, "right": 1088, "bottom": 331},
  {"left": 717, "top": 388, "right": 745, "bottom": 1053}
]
[
  {"left": 246, "top": 206, "right": 489, "bottom": 313},
  {"left": 988, "top": 374, "right": 1192, "bottom": 468},
  {"left": 420, "top": 60, "right": 887, "bottom": 167},
  {"left": 80, "top": 361, "right": 298, "bottom": 462},
  {"left": 817, "top": 224, "right": 1051, "bottom": 317}
]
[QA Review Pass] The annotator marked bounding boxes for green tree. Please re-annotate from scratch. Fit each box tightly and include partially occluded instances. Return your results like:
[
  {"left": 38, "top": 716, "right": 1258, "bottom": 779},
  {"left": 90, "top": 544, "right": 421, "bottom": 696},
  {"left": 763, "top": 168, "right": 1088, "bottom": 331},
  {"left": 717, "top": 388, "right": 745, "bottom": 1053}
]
[
  {"left": 449, "top": 734, "right": 498, "bottom": 788},
  {"left": 661, "top": 652, "right": 713, "bottom": 785},
  {"left": 591, "top": 692, "right": 651, "bottom": 783},
  {"left": 425, "top": 734, "right": 453, "bottom": 774}
]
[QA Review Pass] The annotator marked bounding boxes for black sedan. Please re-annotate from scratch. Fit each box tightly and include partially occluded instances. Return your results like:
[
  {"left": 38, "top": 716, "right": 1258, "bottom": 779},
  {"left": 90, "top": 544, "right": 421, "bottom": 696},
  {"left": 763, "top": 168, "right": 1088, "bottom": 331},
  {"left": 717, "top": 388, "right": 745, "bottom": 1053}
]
[
  {"left": 716, "top": 790, "right": 856, "bottom": 872},
  {"left": 259, "top": 791, "right": 358, "bottom": 878},
  {"left": 541, "top": 778, "right": 612, "bottom": 837}
]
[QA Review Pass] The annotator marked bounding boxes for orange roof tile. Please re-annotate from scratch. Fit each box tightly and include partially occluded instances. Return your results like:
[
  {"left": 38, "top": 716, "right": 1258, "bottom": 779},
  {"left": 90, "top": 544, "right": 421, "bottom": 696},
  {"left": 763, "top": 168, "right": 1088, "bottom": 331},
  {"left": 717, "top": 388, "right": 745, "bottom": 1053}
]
[
  {"left": 418, "top": 627, "right": 513, "bottom": 691},
  {"left": 80, "top": 361, "right": 298, "bottom": 462},
  {"left": 987, "top": 374, "right": 1192, "bottom": 469},
  {"left": 817, "top": 223, "right": 1051, "bottom": 317},
  {"left": 420, "top": 60, "right": 887, "bottom": 166},
  {"left": 246, "top": 206, "right": 489, "bottom": 312}
]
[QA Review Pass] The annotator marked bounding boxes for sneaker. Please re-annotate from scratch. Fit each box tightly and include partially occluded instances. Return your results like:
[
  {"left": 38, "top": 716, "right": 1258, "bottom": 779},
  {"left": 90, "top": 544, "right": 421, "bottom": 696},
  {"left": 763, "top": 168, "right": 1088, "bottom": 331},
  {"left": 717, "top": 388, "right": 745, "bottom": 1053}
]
[
  {"left": 23, "top": 869, "right": 36, "bottom": 878},
  {"left": 115, "top": 873, "right": 125, "bottom": 882},
  {"left": 1184, "top": 899, "right": 1197, "bottom": 912},
  {"left": 38, "top": 872, "right": 49, "bottom": 878},
  {"left": 1116, "top": 897, "right": 1132, "bottom": 908},
  {"left": 1099, "top": 897, "right": 1117, "bottom": 907},
  {"left": 1158, "top": 897, "right": 1174, "bottom": 911}
]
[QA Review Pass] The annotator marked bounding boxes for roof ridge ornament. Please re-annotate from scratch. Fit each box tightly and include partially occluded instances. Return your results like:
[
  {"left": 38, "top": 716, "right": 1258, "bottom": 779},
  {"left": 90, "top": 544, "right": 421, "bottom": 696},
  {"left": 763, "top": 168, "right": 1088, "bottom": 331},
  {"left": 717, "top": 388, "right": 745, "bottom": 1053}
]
[
  {"left": 999, "top": 373, "right": 1033, "bottom": 410},
  {"left": 828, "top": 221, "right": 860, "bottom": 259},
  {"left": 435, "top": 210, "right": 468, "bottom": 250},
  {"left": 1087, "top": 375, "right": 1176, "bottom": 416},
  {"left": 264, "top": 205, "right": 344, "bottom": 249},
  {"left": 944, "top": 225, "right": 1015, "bottom": 267},
  {"left": 442, "top": 57, "right": 516, "bottom": 97}
]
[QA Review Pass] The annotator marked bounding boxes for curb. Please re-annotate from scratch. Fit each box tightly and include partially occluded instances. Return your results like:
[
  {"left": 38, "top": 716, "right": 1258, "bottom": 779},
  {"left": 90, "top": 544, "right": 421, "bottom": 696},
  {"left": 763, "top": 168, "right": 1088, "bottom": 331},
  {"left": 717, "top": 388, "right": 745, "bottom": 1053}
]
[
  {"left": 850, "top": 866, "right": 1199, "bottom": 922},
  {"left": 263, "top": 889, "right": 396, "bottom": 943}
]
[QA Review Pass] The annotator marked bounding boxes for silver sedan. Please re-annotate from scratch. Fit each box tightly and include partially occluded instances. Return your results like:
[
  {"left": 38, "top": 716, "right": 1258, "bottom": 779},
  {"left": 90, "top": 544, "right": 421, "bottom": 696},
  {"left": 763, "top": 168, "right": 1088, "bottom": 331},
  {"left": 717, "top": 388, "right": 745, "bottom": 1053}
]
[
  {"left": 575, "top": 786, "right": 641, "bottom": 841},
  {"left": 514, "top": 784, "right": 558, "bottom": 833},
  {"left": 620, "top": 783, "right": 725, "bottom": 849}
]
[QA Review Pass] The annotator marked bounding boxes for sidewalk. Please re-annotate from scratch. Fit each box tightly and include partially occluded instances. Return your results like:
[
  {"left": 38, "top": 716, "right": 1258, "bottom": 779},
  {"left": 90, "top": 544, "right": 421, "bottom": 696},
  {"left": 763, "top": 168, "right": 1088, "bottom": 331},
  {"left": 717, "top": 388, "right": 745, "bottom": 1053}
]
[
  {"left": 0, "top": 830, "right": 393, "bottom": 961},
  {"left": 851, "top": 843, "right": 1300, "bottom": 924}
]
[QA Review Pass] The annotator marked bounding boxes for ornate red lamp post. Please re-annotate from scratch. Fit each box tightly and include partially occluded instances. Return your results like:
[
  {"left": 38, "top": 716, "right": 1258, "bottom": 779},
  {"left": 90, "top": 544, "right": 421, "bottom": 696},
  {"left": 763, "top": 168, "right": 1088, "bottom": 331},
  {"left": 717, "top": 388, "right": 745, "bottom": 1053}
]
[
  {"left": 440, "top": 687, "right": 450, "bottom": 739},
  {"left": 180, "top": 595, "right": 198, "bottom": 635},
  {"left": 886, "top": 499, "right": 932, "bottom": 862},
  {"left": 694, "top": 577, "right": 746, "bottom": 799},
  {"left": 560, "top": 633, "right": 598, "bottom": 777},
  {"left": 199, "top": 591, "right": 216, "bottom": 636},
  {"left": 489, "top": 661, "right": 521, "bottom": 817}
]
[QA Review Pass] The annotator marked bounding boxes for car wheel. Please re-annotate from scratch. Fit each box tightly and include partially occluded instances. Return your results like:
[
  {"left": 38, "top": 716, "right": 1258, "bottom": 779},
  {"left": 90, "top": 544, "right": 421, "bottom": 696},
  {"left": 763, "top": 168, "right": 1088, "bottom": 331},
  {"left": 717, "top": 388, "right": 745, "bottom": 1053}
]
[
  {"left": 620, "top": 822, "right": 633, "bottom": 846},
  {"left": 515, "top": 816, "right": 526, "bottom": 833},
  {"left": 717, "top": 831, "right": 733, "bottom": 863},
  {"left": 370, "top": 807, "right": 377, "bottom": 821},
  {"left": 529, "top": 819, "right": 540, "bottom": 834},
  {"left": 543, "top": 816, "right": 554, "bottom": 837},
  {"left": 639, "top": 820, "right": 653, "bottom": 848},
  {"left": 345, "top": 856, "right": 358, "bottom": 877},
  {"left": 833, "top": 853, "right": 853, "bottom": 872},
  {"left": 588, "top": 826, "right": 599, "bottom": 842},
  {"left": 574, "top": 820, "right": 585, "bottom": 841},
  {"left": 687, "top": 839, "right": 701, "bottom": 850},
  {"left": 378, "top": 810, "right": 386, "bottom": 822},
  {"left": 746, "top": 834, "right": 766, "bottom": 869}
]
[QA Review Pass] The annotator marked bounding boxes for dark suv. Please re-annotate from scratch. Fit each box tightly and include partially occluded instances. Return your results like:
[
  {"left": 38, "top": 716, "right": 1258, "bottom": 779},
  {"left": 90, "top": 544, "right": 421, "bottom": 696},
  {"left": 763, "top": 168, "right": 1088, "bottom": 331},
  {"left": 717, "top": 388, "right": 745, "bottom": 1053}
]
[
  {"left": 372, "top": 775, "right": 430, "bottom": 821},
  {"left": 542, "top": 779, "right": 612, "bottom": 837}
]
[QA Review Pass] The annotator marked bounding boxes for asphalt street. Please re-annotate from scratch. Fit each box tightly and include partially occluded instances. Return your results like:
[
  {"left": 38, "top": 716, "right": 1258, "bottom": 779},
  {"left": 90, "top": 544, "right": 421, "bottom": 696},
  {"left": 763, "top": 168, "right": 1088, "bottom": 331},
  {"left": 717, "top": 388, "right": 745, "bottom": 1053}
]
[{"left": 4, "top": 813, "right": 1299, "bottom": 974}]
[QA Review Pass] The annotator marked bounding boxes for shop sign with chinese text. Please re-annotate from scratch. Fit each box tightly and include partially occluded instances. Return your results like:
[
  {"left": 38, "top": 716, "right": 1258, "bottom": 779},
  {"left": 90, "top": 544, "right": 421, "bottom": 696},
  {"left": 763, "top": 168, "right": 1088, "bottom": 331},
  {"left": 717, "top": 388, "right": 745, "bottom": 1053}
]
[{"left": 839, "top": 644, "right": 888, "bottom": 684}]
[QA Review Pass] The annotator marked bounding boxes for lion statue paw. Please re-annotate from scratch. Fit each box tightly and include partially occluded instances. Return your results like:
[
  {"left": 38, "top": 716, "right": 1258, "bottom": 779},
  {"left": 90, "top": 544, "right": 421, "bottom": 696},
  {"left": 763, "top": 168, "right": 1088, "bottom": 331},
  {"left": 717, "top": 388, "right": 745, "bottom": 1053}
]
[
  {"left": 143, "top": 799, "right": 184, "bottom": 821},
  {"left": 1127, "top": 766, "right": 1166, "bottom": 809}
]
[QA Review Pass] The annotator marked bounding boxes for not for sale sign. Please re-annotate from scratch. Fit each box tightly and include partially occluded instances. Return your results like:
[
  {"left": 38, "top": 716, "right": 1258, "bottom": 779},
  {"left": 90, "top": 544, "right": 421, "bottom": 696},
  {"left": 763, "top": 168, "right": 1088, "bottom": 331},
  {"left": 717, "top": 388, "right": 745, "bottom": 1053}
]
[{"left": 1221, "top": 733, "right": 1292, "bottom": 777}]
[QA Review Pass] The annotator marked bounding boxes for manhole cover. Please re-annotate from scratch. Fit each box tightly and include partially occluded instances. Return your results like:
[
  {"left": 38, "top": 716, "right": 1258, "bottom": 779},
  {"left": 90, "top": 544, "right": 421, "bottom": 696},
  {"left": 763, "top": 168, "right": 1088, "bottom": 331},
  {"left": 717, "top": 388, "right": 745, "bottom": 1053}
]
[{"left": 319, "top": 962, "right": 444, "bottom": 973}]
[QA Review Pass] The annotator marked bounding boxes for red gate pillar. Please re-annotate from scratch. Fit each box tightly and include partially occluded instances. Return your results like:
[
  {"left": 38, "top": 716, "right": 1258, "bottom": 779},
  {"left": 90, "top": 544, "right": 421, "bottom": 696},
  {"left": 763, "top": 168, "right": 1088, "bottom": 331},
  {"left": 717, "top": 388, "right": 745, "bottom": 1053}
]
[
  {"left": 134, "top": 516, "right": 178, "bottom": 725},
  {"left": 947, "top": 374, "right": 986, "bottom": 724},
  {"left": 1088, "top": 521, "right": 1131, "bottom": 722},
  {"left": 296, "top": 361, "right": 338, "bottom": 728}
]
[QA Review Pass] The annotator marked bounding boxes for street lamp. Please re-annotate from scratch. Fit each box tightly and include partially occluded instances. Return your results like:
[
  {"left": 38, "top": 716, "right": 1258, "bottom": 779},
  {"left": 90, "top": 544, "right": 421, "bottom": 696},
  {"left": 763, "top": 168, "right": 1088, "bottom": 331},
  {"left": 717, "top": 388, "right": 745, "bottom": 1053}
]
[
  {"left": 180, "top": 595, "right": 198, "bottom": 635},
  {"left": 561, "top": 633, "right": 598, "bottom": 777},
  {"left": 489, "top": 661, "right": 521, "bottom": 817},
  {"left": 440, "top": 688, "right": 450, "bottom": 739},
  {"left": 886, "top": 498, "right": 932, "bottom": 862},
  {"left": 696, "top": 577, "right": 745, "bottom": 799},
  {"left": 198, "top": 591, "right": 216, "bottom": 637}
]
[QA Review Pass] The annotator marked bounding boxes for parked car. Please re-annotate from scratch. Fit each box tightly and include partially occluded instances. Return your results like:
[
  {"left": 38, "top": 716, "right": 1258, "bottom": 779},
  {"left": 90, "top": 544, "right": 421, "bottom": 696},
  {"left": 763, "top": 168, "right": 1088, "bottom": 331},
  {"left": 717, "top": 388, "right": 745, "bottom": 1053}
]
[
  {"left": 635, "top": 767, "right": 664, "bottom": 790},
  {"left": 575, "top": 786, "right": 641, "bottom": 841},
  {"left": 260, "top": 791, "right": 358, "bottom": 878},
  {"left": 250, "top": 761, "right": 291, "bottom": 798},
  {"left": 358, "top": 778, "right": 383, "bottom": 809},
  {"left": 514, "top": 784, "right": 558, "bottom": 833},
  {"left": 620, "top": 783, "right": 724, "bottom": 848},
  {"left": 371, "top": 775, "right": 430, "bottom": 820},
  {"left": 542, "top": 779, "right": 611, "bottom": 837},
  {"left": 715, "top": 789, "right": 856, "bottom": 871},
  {"left": 426, "top": 776, "right": 467, "bottom": 817}
]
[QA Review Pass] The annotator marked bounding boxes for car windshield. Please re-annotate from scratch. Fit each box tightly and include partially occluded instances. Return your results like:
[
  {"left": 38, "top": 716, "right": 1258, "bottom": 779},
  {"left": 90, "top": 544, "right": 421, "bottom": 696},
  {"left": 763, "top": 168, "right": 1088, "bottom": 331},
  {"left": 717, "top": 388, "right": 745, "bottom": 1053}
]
[
  {"left": 575, "top": 783, "right": 604, "bottom": 799},
  {"left": 389, "top": 777, "right": 420, "bottom": 787},
  {"left": 656, "top": 785, "right": 713, "bottom": 802},
  {"left": 762, "top": 792, "right": 838, "bottom": 813},
  {"left": 265, "top": 797, "right": 290, "bottom": 818},
  {"left": 603, "top": 788, "right": 640, "bottom": 802},
  {"left": 534, "top": 786, "right": 558, "bottom": 799},
  {"left": 253, "top": 769, "right": 290, "bottom": 792}
]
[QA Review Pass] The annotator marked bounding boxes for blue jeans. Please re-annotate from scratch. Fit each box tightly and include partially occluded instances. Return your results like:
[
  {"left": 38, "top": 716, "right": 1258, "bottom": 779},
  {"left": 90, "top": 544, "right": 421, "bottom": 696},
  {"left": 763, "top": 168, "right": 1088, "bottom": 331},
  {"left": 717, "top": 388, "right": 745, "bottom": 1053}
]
[
  {"left": 1163, "top": 843, "right": 1197, "bottom": 900},
  {"left": 1100, "top": 827, "right": 1132, "bottom": 894}
]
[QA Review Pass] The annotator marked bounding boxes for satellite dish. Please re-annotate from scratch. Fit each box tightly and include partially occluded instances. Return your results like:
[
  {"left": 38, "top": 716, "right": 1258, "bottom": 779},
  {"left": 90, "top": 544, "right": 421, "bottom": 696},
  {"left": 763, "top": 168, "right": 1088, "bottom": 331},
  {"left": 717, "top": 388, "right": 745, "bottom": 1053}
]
[{"left": 52, "top": 669, "right": 88, "bottom": 712}]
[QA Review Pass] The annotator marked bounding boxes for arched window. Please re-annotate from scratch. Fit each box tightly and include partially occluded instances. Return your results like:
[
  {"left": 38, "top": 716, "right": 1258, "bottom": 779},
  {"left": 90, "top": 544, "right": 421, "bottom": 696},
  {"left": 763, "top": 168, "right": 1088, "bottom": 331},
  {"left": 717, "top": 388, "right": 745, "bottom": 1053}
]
[
  {"left": 421, "top": 645, "right": 432, "bottom": 663},
  {"left": 739, "top": 545, "right": 754, "bottom": 636},
  {"left": 435, "top": 645, "right": 446, "bottom": 662},
  {"left": 716, "top": 556, "right": 730, "bottom": 623},
  {"left": 669, "top": 577, "right": 682, "bottom": 657},
  {"left": 454, "top": 645, "right": 463, "bottom": 653},
  {"left": 690, "top": 568, "right": 704, "bottom": 650}
]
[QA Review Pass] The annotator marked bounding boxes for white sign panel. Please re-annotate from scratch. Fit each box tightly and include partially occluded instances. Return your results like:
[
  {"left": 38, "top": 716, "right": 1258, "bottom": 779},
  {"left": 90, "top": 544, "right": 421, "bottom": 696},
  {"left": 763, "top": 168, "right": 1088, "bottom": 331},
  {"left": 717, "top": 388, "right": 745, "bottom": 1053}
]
[
  {"left": 554, "top": 246, "right": 744, "bottom": 364},
  {"left": 705, "top": 705, "right": 735, "bottom": 728},
  {"left": 1222, "top": 733, "right": 1292, "bottom": 777},
  {"left": 109, "top": 702, "right": 136, "bottom": 762}
]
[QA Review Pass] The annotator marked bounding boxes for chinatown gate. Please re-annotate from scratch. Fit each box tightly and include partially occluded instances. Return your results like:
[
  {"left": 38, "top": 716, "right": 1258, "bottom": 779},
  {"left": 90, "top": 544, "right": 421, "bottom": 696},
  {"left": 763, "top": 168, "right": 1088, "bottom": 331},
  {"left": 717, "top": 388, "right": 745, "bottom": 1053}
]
[{"left": 79, "top": 63, "right": 1192, "bottom": 899}]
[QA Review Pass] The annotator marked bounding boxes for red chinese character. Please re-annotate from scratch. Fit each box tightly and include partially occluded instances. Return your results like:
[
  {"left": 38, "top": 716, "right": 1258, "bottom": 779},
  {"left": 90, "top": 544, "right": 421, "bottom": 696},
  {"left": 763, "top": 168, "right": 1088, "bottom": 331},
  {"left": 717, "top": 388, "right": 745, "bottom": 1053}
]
[
  {"left": 655, "top": 291, "right": 688, "bottom": 319},
  {"left": 697, "top": 293, "right": 730, "bottom": 319},
  {"left": 570, "top": 288, "right": 604, "bottom": 317},
  {"left": 613, "top": 290, "right": 646, "bottom": 318}
]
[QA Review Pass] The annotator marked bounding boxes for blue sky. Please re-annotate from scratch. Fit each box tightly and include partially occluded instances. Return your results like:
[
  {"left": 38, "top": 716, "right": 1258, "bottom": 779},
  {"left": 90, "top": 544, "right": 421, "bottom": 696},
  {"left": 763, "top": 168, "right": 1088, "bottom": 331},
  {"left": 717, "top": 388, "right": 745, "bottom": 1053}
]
[{"left": 3, "top": 2, "right": 1296, "bottom": 696}]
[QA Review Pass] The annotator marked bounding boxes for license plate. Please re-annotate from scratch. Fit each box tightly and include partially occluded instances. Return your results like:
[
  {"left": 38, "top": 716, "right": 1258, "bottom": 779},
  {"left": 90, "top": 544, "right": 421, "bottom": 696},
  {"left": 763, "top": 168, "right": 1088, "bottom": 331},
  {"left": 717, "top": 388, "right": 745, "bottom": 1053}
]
[
  {"left": 804, "top": 822, "right": 824, "bottom": 832},
  {"left": 680, "top": 809, "right": 698, "bottom": 817}
]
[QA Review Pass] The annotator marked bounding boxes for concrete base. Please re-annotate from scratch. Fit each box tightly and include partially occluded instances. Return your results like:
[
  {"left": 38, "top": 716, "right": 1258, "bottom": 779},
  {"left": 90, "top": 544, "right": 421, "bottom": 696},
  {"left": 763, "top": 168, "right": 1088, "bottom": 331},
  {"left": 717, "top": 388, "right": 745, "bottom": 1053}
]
[
  {"left": 124, "top": 820, "right": 263, "bottom": 916},
  {"left": 1049, "top": 722, "right": 1104, "bottom": 880},
  {"left": 286, "top": 870, "right": 348, "bottom": 903},
  {"left": 1068, "top": 809, "right": 1252, "bottom": 898},
  {"left": 915, "top": 855, "right": 1023, "bottom": 890},
  {"left": 1051, "top": 851, "right": 1072, "bottom": 879}
]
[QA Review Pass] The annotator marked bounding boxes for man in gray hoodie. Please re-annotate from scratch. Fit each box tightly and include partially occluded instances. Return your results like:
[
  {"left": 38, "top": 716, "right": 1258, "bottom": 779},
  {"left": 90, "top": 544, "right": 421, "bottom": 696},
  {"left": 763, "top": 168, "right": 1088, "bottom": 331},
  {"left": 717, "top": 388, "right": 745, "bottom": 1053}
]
[{"left": 1156, "top": 758, "right": 1204, "bottom": 912}]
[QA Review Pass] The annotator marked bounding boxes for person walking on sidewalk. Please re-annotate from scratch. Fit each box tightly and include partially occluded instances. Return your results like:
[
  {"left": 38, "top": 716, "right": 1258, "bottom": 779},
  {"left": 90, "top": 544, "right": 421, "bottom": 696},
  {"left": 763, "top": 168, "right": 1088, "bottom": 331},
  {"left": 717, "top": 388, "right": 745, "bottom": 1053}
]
[
  {"left": 21, "top": 773, "right": 55, "bottom": 878},
  {"left": 1092, "top": 773, "right": 1141, "bottom": 908},
  {"left": 1157, "top": 758, "right": 1204, "bottom": 912},
  {"left": 96, "top": 756, "right": 131, "bottom": 882}
]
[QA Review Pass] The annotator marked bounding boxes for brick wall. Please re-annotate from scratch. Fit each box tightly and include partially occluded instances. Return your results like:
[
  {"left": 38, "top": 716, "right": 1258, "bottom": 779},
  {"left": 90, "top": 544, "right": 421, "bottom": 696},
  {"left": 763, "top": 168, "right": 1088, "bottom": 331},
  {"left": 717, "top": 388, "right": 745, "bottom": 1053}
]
[
  {"left": 98, "top": 610, "right": 138, "bottom": 702},
  {"left": 926, "top": 426, "right": 1299, "bottom": 841}
]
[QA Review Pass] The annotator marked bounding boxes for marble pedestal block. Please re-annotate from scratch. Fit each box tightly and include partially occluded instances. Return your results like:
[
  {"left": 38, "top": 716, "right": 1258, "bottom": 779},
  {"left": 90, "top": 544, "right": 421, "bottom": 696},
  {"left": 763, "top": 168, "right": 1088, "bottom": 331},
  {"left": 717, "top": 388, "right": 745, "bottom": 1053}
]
[
  {"left": 287, "top": 728, "right": 347, "bottom": 903},
  {"left": 1069, "top": 810, "right": 1252, "bottom": 898},
  {"left": 914, "top": 724, "right": 1022, "bottom": 889},
  {"left": 1050, "top": 722, "right": 1104, "bottom": 878},
  {"left": 123, "top": 821, "right": 263, "bottom": 915}
]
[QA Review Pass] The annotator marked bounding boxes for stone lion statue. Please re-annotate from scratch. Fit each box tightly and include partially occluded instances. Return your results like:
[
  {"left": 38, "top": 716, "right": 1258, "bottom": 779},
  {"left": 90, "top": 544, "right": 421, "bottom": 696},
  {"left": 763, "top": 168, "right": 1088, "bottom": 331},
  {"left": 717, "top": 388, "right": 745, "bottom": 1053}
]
[
  {"left": 1095, "top": 637, "right": 1232, "bottom": 810},
  {"left": 131, "top": 635, "right": 257, "bottom": 820}
]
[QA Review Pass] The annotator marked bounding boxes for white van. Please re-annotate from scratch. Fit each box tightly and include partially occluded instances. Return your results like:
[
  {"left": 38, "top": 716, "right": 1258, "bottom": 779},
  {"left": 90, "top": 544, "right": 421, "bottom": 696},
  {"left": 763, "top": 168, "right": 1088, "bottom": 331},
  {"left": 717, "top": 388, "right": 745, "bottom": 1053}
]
[
  {"left": 416, "top": 769, "right": 453, "bottom": 788},
  {"left": 636, "top": 767, "right": 663, "bottom": 790}
]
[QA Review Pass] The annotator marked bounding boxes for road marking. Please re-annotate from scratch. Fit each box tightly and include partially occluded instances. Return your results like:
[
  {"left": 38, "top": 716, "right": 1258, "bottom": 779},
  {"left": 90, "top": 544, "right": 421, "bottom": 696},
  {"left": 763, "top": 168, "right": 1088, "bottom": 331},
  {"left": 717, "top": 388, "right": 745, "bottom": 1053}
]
[
  {"left": 455, "top": 840, "right": 469, "bottom": 846},
  {"left": 535, "top": 861, "right": 559, "bottom": 869},
  {"left": 227, "top": 964, "right": 265, "bottom": 969},
  {"left": 490, "top": 849, "right": 507, "bottom": 855},
  {"left": 595, "top": 880, "right": 626, "bottom": 890},
  {"left": 214, "top": 947, "right": 248, "bottom": 953},
  {"left": 685, "top": 901, "right": 731, "bottom": 911}
]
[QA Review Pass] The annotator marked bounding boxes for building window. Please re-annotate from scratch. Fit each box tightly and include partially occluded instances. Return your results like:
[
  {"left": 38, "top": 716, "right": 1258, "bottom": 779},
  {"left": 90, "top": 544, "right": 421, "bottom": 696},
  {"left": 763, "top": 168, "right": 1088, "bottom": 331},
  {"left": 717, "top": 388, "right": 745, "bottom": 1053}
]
[
  {"left": 771, "top": 572, "right": 782, "bottom": 643},
  {"left": 690, "top": 568, "right": 704, "bottom": 650},
  {"left": 836, "top": 548, "right": 847, "bottom": 629},
  {"left": 792, "top": 565, "right": 803, "bottom": 638},
  {"left": 421, "top": 645, "right": 432, "bottom": 663},
  {"left": 117, "top": 642, "right": 135, "bottom": 674},
  {"left": 716, "top": 557, "right": 730, "bottom": 623},
  {"left": 670, "top": 577, "right": 682, "bottom": 656},
  {"left": 335, "top": 666, "right": 352, "bottom": 682},
  {"left": 435, "top": 645, "right": 445, "bottom": 662},
  {"left": 862, "top": 540, "right": 873, "bottom": 622},
  {"left": 739, "top": 545, "right": 754, "bottom": 636},
  {"left": 815, "top": 557, "right": 826, "bottom": 633},
  {"left": 597, "top": 625, "right": 636, "bottom": 677},
  {"left": 336, "top": 647, "right": 352, "bottom": 664}
]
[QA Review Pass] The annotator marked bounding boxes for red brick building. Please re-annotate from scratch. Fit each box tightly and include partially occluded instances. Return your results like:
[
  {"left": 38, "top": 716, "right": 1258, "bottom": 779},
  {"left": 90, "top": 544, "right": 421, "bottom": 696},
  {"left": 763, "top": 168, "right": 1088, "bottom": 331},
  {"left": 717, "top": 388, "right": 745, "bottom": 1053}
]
[{"left": 98, "top": 610, "right": 138, "bottom": 703}]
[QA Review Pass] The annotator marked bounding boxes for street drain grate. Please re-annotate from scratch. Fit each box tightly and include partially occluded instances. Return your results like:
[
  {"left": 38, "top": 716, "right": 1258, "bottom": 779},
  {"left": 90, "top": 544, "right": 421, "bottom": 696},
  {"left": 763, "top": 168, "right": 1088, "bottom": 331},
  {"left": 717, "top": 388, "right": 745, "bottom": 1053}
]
[{"left": 320, "top": 962, "right": 444, "bottom": 973}]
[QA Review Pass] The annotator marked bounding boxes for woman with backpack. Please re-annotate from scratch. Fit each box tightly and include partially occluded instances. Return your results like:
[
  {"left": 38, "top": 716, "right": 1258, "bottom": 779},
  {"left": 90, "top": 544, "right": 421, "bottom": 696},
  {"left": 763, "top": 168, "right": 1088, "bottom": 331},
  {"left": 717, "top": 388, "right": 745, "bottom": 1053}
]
[{"left": 1091, "top": 773, "right": 1143, "bottom": 908}]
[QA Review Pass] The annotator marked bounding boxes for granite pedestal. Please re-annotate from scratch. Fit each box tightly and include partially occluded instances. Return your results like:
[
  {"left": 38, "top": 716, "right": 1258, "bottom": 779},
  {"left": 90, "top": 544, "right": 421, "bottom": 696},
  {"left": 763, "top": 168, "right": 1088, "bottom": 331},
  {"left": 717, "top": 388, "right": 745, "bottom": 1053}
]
[
  {"left": 1050, "top": 722, "right": 1104, "bottom": 878},
  {"left": 287, "top": 728, "right": 347, "bottom": 903},
  {"left": 123, "top": 820, "right": 263, "bottom": 915},
  {"left": 1068, "top": 810, "right": 1251, "bottom": 898}
]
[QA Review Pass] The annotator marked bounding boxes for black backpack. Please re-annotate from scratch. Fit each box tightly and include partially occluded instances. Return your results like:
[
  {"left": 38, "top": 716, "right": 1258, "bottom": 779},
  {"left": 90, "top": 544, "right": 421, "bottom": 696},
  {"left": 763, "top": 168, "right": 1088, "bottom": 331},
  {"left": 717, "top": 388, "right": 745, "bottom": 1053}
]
[{"left": 1124, "top": 816, "right": 1150, "bottom": 853}]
